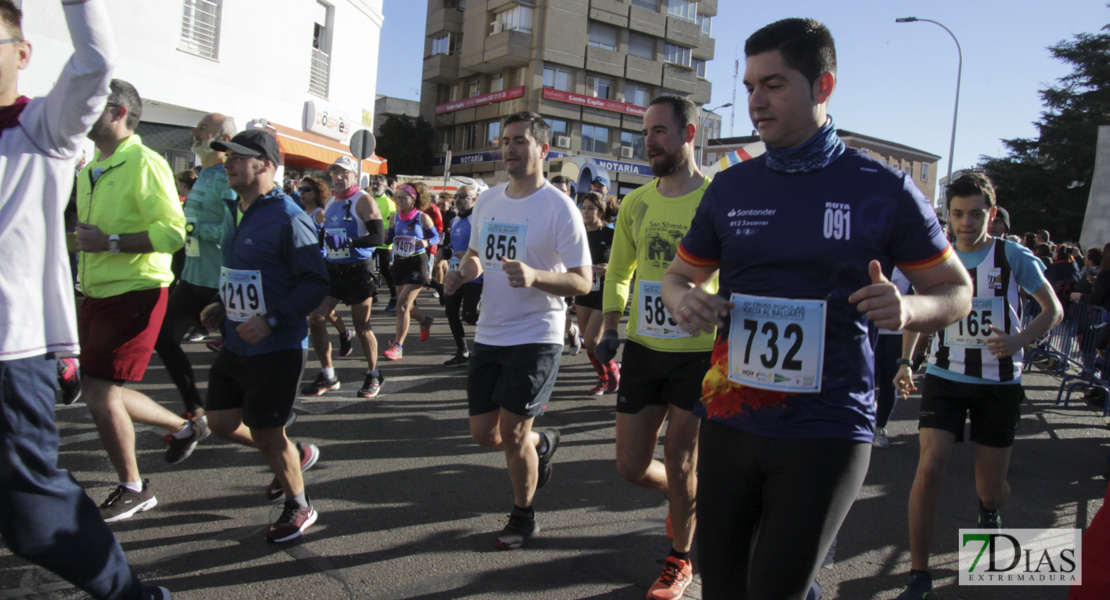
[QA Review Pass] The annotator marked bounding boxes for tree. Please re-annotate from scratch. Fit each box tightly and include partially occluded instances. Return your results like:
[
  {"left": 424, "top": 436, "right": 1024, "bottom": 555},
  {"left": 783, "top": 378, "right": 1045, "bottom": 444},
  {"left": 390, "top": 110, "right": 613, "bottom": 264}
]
[
  {"left": 980, "top": 19, "right": 1110, "bottom": 241},
  {"left": 375, "top": 115, "right": 436, "bottom": 176}
]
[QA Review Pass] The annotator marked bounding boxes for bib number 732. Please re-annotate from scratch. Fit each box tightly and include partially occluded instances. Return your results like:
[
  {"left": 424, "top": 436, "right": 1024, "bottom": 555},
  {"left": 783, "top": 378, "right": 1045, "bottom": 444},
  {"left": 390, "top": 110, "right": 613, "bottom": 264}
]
[
  {"left": 741, "top": 320, "right": 804, "bottom": 371},
  {"left": 727, "top": 294, "right": 826, "bottom": 393}
]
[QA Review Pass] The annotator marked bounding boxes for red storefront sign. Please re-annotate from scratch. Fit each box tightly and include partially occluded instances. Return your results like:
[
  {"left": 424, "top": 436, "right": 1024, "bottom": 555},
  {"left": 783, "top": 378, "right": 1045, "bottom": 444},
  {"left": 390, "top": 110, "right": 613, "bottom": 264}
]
[
  {"left": 541, "top": 88, "right": 647, "bottom": 117},
  {"left": 435, "top": 86, "right": 526, "bottom": 114}
]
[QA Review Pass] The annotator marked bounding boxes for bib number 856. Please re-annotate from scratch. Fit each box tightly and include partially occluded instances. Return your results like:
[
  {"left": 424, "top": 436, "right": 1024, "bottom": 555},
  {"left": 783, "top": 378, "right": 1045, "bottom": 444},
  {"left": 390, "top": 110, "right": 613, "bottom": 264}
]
[
  {"left": 484, "top": 234, "right": 517, "bottom": 261},
  {"left": 742, "top": 319, "right": 804, "bottom": 371}
]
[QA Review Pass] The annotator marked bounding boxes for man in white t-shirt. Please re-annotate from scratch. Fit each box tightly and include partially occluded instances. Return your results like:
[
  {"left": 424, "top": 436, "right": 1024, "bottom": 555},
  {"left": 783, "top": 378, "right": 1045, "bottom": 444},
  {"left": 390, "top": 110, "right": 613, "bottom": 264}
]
[{"left": 444, "top": 111, "right": 591, "bottom": 550}]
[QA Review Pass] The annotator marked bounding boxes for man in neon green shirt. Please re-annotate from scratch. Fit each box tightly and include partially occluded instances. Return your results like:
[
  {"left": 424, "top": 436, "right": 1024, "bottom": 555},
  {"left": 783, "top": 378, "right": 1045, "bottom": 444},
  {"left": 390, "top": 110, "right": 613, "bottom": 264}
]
[
  {"left": 368, "top": 173, "right": 398, "bottom": 310},
  {"left": 597, "top": 95, "right": 715, "bottom": 600},
  {"left": 74, "top": 79, "right": 204, "bottom": 523}
]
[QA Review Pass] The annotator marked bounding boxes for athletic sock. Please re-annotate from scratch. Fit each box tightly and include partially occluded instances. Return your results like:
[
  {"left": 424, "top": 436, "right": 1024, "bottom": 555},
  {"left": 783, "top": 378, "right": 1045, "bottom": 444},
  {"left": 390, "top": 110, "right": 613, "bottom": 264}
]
[
  {"left": 120, "top": 481, "right": 143, "bottom": 492},
  {"left": 909, "top": 569, "right": 931, "bottom": 581},
  {"left": 370, "top": 369, "right": 381, "bottom": 378},
  {"left": 586, "top": 351, "right": 607, "bottom": 378},
  {"left": 322, "top": 367, "right": 335, "bottom": 379},
  {"left": 604, "top": 359, "right": 618, "bottom": 374},
  {"left": 511, "top": 504, "right": 535, "bottom": 520},
  {"left": 668, "top": 547, "right": 690, "bottom": 561},
  {"left": 290, "top": 490, "right": 309, "bottom": 509},
  {"left": 171, "top": 420, "right": 193, "bottom": 439}
]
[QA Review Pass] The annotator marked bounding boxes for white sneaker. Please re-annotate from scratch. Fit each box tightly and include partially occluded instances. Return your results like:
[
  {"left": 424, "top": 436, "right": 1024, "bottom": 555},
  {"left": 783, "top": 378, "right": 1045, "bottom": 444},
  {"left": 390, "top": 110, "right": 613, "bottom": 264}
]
[
  {"left": 568, "top": 325, "right": 582, "bottom": 355},
  {"left": 873, "top": 428, "right": 890, "bottom": 448}
]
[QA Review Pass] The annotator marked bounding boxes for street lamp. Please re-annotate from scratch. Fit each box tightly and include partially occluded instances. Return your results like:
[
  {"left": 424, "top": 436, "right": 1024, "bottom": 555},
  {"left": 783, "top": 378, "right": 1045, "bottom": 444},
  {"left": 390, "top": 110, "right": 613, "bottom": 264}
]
[
  {"left": 896, "top": 16, "right": 962, "bottom": 214},
  {"left": 699, "top": 102, "right": 732, "bottom": 167}
]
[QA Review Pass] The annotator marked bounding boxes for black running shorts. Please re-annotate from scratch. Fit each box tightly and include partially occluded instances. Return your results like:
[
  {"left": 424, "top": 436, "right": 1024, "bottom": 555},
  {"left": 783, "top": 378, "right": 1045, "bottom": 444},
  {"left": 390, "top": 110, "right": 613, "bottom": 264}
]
[
  {"left": 616, "top": 340, "right": 711, "bottom": 414},
  {"left": 918, "top": 374, "right": 1024, "bottom": 447}
]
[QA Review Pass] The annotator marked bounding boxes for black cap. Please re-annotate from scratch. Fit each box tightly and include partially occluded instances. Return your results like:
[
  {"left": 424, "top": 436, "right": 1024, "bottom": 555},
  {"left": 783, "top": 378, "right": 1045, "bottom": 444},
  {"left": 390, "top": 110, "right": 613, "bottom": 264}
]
[
  {"left": 994, "top": 206, "right": 1010, "bottom": 232},
  {"left": 211, "top": 129, "right": 280, "bottom": 166}
]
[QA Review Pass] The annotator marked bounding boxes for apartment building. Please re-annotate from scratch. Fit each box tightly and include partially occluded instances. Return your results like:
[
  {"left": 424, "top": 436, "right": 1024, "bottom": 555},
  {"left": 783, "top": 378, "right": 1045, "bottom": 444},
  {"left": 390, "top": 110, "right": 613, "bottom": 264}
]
[{"left": 421, "top": 0, "right": 717, "bottom": 197}]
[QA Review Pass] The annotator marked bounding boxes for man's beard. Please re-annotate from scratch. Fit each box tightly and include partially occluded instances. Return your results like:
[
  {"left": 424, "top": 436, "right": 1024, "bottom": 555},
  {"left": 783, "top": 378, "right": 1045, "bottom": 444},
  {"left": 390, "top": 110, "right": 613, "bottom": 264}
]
[
  {"left": 192, "top": 139, "right": 214, "bottom": 160},
  {"left": 649, "top": 147, "right": 687, "bottom": 178}
]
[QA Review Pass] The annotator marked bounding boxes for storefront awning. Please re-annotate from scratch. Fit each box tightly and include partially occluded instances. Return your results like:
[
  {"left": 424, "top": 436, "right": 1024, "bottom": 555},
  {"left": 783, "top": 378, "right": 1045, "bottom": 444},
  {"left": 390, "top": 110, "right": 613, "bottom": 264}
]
[{"left": 267, "top": 121, "right": 387, "bottom": 175}]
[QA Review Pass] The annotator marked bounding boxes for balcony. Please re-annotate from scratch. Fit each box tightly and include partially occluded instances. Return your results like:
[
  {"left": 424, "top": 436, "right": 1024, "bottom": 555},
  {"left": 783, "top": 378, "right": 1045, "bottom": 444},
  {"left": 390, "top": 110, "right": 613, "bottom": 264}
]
[
  {"left": 662, "top": 62, "right": 697, "bottom": 91},
  {"left": 626, "top": 54, "right": 662, "bottom": 86},
  {"left": 693, "top": 35, "right": 714, "bottom": 61},
  {"left": 692, "top": 78, "right": 712, "bottom": 105},
  {"left": 629, "top": 5, "right": 666, "bottom": 37},
  {"left": 585, "top": 45, "right": 623, "bottom": 78},
  {"left": 665, "top": 16, "right": 700, "bottom": 48},
  {"left": 474, "top": 29, "right": 532, "bottom": 73},
  {"left": 423, "top": 52, "right": 460, "bottom": 84},
  {"left": 425, "top": 4, "right": 464, "bottom": 35}
]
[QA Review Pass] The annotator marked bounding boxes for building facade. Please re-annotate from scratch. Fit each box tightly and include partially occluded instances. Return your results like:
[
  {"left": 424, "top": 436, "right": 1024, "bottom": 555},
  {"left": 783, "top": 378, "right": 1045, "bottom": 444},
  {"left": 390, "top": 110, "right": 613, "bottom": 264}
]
[
  {"left": 20, "top": 0, "right": 385, "bottom": 179},
  {"left": 421, "top": 0, "right": 717, "bottom": 198}
]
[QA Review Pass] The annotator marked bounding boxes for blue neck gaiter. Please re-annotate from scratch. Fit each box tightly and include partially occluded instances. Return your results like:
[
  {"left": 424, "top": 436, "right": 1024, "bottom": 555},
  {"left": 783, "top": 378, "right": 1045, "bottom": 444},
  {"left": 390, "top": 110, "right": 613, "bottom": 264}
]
[{"left": 764, "top": 117, "right": 846, "bottom": 174}]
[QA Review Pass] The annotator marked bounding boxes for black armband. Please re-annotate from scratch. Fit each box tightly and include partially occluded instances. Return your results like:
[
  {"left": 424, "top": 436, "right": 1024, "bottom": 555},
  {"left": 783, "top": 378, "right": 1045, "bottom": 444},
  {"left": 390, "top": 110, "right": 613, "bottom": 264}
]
[{"left": 350, "top": 219, "right": 385, "bottom": 248}]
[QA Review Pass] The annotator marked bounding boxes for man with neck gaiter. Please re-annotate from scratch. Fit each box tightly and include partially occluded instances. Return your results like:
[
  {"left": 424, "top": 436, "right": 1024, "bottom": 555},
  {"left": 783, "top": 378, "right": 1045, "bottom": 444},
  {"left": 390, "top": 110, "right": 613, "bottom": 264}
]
[
  {"left": 596, "top": 95, "right": 715, "bottom": 600},
  {"left": 660, "top": 18, "right": 973, "bottom": 600},
  {"left": 303, "top": 155, "right": 386, "bottom": 399}
]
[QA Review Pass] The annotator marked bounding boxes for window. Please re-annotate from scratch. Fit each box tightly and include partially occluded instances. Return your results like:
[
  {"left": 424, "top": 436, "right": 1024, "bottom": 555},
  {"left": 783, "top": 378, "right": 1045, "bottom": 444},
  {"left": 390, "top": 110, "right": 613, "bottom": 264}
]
[
  {"left": 696, "top": 13, "right": 712, "bottom": 35},
  {"left": 432, "top": 32, "right": 460, "bottom": 56},
  {"left": 903, "top": 163, "right": 912, "bottom": 176},
  {"left": 442, "top": 127, "right": 455, "bottom": 149},
  {"left": 693, "top": 58, "right": 706, "bottom": 79},
  {"left": 922, "top": 163, "right": 930, "bottom": 181},
  {"left": 444, "top": 0, "right": 465, "bottom": 9},
  {"left": 632, "top": 0, "right": 658, "bottom": 9},
  {"left": 467, "top": 78, "right": 481, "bottom": 98},
  {"left": 588, "top": 21, "right": 618, "bottom": 51},
  {"left": 179, "top": 0, "right": 221, "bottom": 60},
  {"left": 581, "top": 124, "right": 609, "bottom": 154},
  {"left": 543, "top": 66, "right": 572, "bottom": 91},
  {"left": 621, "top": 131, "right": 646, "bottom": 161},
  {"left": 547, "top": 118, "right": 569, "bottom": 139},
  {"left": 626, "top": 83, "right": 650, "bottom": 107},
  {"left": 487, "top": 121, "right": 501, "bottom": 147},
  {"left": 461, "top": 123, "right": 478, "bottom": 150},
  {"left": 436, "top": 84, "right": 456, "bottom": 105},
  {"left": 665, "top": 43, "right": 691, "bottom": 68},
  {"left": 667, "top": 0, "right": 697, "bottom": 22},
  {"left": 587, "top": 74, "right": 613, "bottom": 100},
  {"left": 628, "top": 32, "right": 655, "bottom": 60},
  {"left": 494, "top": 5, "right": 533, "bottom": 34},
  {"left": 308, "top": 1, "right": 333, "bottom": 98},
  {"left": 489, "top": 73, "right": 504, "bottom": 93}
]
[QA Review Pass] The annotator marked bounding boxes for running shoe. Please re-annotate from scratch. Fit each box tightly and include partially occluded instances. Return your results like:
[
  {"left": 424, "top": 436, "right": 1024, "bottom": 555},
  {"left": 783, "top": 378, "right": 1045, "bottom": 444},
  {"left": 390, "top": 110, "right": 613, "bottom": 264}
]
[
  {"left": 141, "top": 586, "right": 172, "bottom": 599},
  {"left": 589, "top": 379, "right": 609, "bottom": 396},
  {"left": 301, "top": 372, "right": 340, "bottom": 396},
  {"left": 205, "top": 338, "right": 223, "bottom": 353},
  {"left": 56, "top": 357, "right": 81, "bottom": 405},
  {"left": 605, "top": 362, "right": 621, "bottom": 394},
  {"left": 978, "top": 503, "right": 1002, "bottom": 530},
  {"left": 894, "top": 572, "right": 932, "bottom": 600},
  {"left": 358, "top": 373, "right": 384, "bottom": 398},
  {"left": 443, "top": 353, "right": 470, "bottom": 367},
  {"left": 494, "top": 512, "right": 538, "bottom": 550},
  {"left": 100, "top": 480, "right": 157, "bottom": 523},
  {"left": 385, "top": 297, "right": 398, "bottom": 312},
  {"left": 568, "top": 325, "right": 582, "bottom": 355},
  {"left": 873, "top": 427, "right": 890, "bottom": 449},
  {"left": 266, "top": 500, "right": 317, "bottom": 543},
  {"left": 647, "top": 556, "right": 693, "bottom": 600},
  {"left": 185, "top": 328, "right": 206, "bottom": 342},
  {"left": 384, "top": 342, "right": 403, "bottom": 361},
  {"left": 537, "top": 429, "right": 560, "bottom": 489},
  {"left": 163, "top": 415, "right": 210, "bottom": 464},
  {"left": 419, "top": 316, "right": 434, "bottom": 342},
  {"left": 338, "top": 328, "right": 354, "bottom": 358},
  {"left": 266, "top": 443, "right": 320, "bottom": 503}
]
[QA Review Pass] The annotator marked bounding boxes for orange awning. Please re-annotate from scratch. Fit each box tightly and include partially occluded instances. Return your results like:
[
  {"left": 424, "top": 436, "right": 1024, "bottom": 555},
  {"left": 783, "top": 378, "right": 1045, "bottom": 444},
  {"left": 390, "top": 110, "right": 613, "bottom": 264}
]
[{"left": 267, "top": 121, "right": 387, "bottom": 175}]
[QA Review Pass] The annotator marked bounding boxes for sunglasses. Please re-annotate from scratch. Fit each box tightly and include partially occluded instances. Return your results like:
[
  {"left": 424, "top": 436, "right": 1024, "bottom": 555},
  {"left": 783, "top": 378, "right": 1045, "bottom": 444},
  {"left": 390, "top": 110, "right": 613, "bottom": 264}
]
[{"left": 298, "top": 186, "right": 313, "bottom": 192}]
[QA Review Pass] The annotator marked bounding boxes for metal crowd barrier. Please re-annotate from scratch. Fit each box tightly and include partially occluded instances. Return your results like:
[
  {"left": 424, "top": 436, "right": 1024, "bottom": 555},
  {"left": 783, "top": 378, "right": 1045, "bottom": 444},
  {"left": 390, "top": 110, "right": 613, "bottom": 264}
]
[{"left": 1023, "top": 297, "right": 1110, "bottom": 417}]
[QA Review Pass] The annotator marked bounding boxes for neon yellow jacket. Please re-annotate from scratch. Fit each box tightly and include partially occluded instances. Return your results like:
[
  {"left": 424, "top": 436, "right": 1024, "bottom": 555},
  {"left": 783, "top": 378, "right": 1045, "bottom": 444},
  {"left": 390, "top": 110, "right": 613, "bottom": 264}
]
[{"left": 76, "top": 134, "right": 185, "bottom": 298}]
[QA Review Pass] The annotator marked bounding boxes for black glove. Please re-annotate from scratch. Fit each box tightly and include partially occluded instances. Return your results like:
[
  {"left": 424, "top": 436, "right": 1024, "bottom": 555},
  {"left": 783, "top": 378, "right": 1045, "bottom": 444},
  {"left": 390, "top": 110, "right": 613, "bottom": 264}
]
[{"left": 595, "top": 329, "right": 621, "bottom": 363}]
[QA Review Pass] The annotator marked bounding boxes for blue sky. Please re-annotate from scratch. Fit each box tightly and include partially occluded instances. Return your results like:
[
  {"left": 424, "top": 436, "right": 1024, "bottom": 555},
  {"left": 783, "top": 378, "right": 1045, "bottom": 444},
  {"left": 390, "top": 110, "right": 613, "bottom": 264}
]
[{"left": 377, "top": 1, "right": 1109, "bottom": 189}]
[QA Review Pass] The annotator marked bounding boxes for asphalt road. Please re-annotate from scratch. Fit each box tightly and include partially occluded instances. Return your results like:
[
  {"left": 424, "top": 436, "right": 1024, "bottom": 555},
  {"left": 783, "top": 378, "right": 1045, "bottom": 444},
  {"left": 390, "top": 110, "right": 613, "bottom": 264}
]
[{"left": 1, "top": 300, "right": 1107, "bottom": 600}]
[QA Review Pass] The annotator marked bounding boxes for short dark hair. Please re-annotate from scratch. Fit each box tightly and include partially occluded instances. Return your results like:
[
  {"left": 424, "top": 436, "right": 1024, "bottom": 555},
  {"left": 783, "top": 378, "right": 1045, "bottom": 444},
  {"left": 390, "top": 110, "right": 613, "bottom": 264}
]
[
  {"left": 1036, "top": 229, "right": 1051, "bottom": 243},
  {"left": 503, "top": 111, "right": 551, "bottom": 146},
  {"left": 0, "top": 0, "right": 22, "bottom": 40},
  {"left": 648, "top": 95, "right": 698, "bottom": 131},
  {"left": 945, "top": 172, "right": 996, "bottom": 209},
  {"left": 549, "top": 175, "right": 568, "bottom": 185},
  {"left": 745, "top": 18, "right": 837, "bottom": 87},
  {"left": 108, "top": 79, "right": 142, "bottom": 130},
  {"left": 1088, "top": 247, "right": 1102, "bottom": 266}
]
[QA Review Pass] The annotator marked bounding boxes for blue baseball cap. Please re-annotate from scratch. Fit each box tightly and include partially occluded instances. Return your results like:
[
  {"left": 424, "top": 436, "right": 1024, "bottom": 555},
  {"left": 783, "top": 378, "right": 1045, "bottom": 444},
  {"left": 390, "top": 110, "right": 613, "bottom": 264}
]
[{"left": 591, "top": 175, "right": 610, "bottom": 187}]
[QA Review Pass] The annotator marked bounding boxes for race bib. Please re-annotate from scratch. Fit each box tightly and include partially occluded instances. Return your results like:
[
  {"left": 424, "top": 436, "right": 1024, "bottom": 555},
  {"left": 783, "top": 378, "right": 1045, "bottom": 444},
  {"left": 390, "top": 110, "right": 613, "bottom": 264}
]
[
  {"left": 945, "top": 296, "right": 1004, "bottom": 347},
  {"left": 727, "top": 293, "right": 827, "bottom": 393},
  {"left": 448, "top": 257, "right": 460, "bottom": 272},
  {"left": 480, "top": 221, "right": 527, "bottom": 272},
  {"left": 636, "top": 280, "right": 690, "bottom": 338},
  {"left": 590, "top": 272, "right": 601, "bottom": 292},
  {"left": 324, "top": 228, "right": 350, "bottom": 260},
  {"left": 219, "top": 267, "right": 267, "bottom": 322},
  {"left": 184, "top": 218, "right": 199, "bottom": 257},
  {"left": 394, "top": 235, "right": 418, "bottom": 258}
]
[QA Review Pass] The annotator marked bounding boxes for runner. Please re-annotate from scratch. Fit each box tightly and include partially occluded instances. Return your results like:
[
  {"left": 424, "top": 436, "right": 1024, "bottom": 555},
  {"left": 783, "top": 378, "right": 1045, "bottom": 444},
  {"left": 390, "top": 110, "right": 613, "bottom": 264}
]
[
  {"left": 575, "top": 191, "right": 616, "bottom": 395},
  {"left": 382, "top": 181, "right": 440, "bottom": 361},
  {"left": 443, "top": 185, "right": 481, "bottom": 367},
  {"left": 202, "top": 129, "right": 330, "bottom": 543},
  {"left": 367, "top": 173, "right": 398, "bottom": 311},
  {"left": 892, "top": 173, "right": 1062, "bottom": 599},
  {"left": 596, "top": 95, "right": 714, "bottom": 599},
  {"left": 659, "top": 19, "right": 973, "bottom": 598},
  {"left": 299, "top": 175, "right": 354, "bottom": 359},
  {"left": 444, "top": 111, "right": 591, "bottom": 549}
]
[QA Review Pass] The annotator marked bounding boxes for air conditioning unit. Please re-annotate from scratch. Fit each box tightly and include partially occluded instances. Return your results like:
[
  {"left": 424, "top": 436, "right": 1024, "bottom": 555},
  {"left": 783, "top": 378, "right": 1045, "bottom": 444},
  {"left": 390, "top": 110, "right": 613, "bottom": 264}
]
[
  {"left": 555, "top": 136, "right": 571, "bottom": 149},
  {"left": 620, "top": 146, "right": 634, "bottom": 159},
  {"left": 489, "top": 21, "right": 503, "bottom": 35}
]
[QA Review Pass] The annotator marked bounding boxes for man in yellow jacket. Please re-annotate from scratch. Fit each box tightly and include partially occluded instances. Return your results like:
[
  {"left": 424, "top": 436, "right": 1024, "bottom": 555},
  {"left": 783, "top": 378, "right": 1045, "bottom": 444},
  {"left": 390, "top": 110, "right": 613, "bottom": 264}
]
[{"left": 74, "top": 79, "right": 205, "bottom": 523}]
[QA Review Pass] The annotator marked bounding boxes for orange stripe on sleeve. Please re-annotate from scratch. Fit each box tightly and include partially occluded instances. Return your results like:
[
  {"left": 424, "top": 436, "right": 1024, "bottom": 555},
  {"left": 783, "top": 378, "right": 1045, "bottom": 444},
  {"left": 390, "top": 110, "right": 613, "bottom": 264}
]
[
  {"left": 676, "top": 243, "right": 720, "bottom": 269},
  {"left": 897, "top": 244, "right": 954, "bottom": 271}
]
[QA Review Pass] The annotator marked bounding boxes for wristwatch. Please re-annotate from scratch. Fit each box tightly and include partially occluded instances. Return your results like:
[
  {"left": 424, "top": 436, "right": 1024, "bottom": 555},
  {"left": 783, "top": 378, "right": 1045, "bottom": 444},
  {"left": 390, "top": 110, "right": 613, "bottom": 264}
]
[
  {"left": 108, "top": 234, "right": 120, "bottom": 255},
  {"left": 265, "top": 314, "right": 279, "bottom": 329},
  {"left": 896, "top": 358, "right": 913, "bottom": 368}
]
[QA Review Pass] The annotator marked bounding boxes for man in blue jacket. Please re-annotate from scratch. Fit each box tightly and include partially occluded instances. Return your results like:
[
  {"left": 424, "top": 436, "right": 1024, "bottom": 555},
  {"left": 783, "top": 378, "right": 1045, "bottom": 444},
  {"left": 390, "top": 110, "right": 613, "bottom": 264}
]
[{"left": 200, "top": 129, "right": 329, "bottom": 543}]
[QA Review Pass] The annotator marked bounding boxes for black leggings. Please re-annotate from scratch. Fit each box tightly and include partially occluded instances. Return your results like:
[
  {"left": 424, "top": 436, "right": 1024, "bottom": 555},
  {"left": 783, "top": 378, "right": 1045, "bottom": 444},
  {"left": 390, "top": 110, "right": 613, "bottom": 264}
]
[
  {"left": 374, "top": 248, "right": 396, "bottom": 297},
  {"left": 153, "top": 281, "right": 217, "bottom": 413},
  {"left": 446, "top": 281, "right": 482, "bottom": 354},
  {"left": 697, "top": 420, "right": 871, "bottom": 600},
  {"left": 874, "top": 333, "right": 901, "bottom": 428}
]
